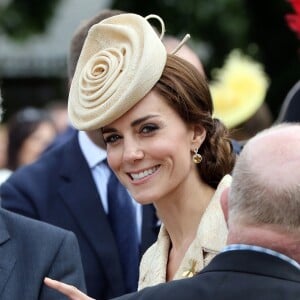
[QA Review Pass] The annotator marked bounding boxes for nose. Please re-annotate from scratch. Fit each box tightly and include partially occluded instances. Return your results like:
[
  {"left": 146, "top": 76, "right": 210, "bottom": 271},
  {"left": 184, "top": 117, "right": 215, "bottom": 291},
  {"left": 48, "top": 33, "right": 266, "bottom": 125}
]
[{"left": 122, "top": 139, "right": 144, "bottom": 163}]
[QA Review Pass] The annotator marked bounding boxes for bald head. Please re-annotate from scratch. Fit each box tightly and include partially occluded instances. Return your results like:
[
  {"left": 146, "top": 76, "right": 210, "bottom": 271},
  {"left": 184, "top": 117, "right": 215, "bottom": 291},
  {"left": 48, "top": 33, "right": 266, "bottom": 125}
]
[
  {"left": 244, "top": 124, "right": 300, "bottom": 188},
  {"left": 163, "top": 36, "right": 205, "bottom": 76},
  {"left": 229, "top": 123, "right": 300, "bottom": 231}
]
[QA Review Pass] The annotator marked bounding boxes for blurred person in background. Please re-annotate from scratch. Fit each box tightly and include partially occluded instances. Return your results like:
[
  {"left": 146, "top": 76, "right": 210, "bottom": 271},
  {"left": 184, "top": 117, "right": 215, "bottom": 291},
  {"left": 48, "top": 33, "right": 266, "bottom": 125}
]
[
  {"left": 6, "top": 107, "right": 57, "bottom": 171},
  {"left": 44, "top": 100, "right": 75, "bottom": 151},
  {"left": 0, "top": 124, "right": 11, "bottom": 184},
  {"left": 0, "top": 124, "right": 8, "bottom": 168},
  {"left": 163, "top": 35, "right": 205, "bottom": 76},
  {"left": 275, "top": 1, "right": 300, "bottom": 124},
  {"left": 276, "top": 80, "right": 300, "bottom": 123},
  {"left": 46, "top": 100, "right": 69, "bottom": 134}
]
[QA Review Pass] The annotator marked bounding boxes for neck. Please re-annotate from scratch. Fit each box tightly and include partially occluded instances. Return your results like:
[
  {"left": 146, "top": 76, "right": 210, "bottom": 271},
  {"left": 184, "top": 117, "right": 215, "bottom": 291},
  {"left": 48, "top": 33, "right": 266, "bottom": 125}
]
[
  {"left": 155, "top": 174, "right": 215, "bottom": 250},
  {"left": 227, "top": 224, "right": 300, "bottom": 263}
]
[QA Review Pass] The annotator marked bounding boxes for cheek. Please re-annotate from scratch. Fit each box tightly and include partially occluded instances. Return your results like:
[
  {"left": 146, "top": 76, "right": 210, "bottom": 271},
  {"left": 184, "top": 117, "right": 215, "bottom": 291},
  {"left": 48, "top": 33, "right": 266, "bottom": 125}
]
[
  {"left": 145, "top": 139, "right": 172, "bottom": 160},
  {"left": 161, "top": 140, "right": 193, "bottom": 177},
  {"left": 149, "top": 136, "right": 190, "bottom": 161}
]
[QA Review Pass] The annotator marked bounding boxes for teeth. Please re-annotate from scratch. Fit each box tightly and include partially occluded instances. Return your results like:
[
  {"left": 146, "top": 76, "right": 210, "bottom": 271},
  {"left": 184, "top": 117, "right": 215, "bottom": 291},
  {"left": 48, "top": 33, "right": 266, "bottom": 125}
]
[{"left": 131, "top": 166, "right": 158, "bottom": 180}]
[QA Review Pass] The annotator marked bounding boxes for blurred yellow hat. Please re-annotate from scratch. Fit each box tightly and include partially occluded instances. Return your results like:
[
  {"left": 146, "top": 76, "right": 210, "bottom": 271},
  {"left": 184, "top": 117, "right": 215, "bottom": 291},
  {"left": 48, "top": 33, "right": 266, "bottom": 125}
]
[{"left": 210, "top": 50, "right": 270, "bottom": 129}]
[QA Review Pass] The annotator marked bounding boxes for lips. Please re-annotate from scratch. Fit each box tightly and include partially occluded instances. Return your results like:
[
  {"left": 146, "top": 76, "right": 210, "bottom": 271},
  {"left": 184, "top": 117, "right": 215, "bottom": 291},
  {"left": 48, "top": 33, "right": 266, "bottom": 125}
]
[{"left": 129, "top": 165, "right": 160, "bottom": 181}]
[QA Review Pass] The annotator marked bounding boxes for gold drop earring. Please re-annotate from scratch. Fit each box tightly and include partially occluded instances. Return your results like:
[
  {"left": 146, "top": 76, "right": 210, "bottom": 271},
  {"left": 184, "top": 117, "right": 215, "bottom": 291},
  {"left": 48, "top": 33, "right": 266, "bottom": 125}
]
[{"left": 192, "top": 148, "right": 202, "bottom": 164}]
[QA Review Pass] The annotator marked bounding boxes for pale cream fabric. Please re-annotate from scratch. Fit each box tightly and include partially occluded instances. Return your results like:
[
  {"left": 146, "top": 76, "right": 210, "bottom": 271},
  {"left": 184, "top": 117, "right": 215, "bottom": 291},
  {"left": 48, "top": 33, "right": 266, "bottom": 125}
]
[
  {"left": 138, "top": 174, "right": 231, "bottom": 290},
  {"left": 68, "top": 13, "right": 167, "bottom": 130}
]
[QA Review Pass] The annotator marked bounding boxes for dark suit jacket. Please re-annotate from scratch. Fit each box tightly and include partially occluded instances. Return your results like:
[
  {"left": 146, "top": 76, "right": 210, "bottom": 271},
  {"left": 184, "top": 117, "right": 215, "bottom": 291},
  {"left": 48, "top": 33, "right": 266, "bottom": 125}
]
[
  {"left": 44, "top": 125, "right": 76, "bottom": 152},
  {"left": 0, "top": 207, "right": 86, "bottom": 300},
  {"left": 277, "top": 80, "right": 300, "bottom": 123},
  {"left": 0, "top": 133, "right": 159, "bottom": 300},
  {"left": 114, "top": 250, "right": 300, "bottom": 300}
]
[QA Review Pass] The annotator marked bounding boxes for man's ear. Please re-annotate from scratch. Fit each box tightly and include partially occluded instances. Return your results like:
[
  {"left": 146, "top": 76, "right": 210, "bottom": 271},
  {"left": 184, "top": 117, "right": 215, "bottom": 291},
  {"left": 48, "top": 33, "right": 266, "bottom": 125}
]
[{"left": 220, "top": 187, "right": 230, "bottom": 224}]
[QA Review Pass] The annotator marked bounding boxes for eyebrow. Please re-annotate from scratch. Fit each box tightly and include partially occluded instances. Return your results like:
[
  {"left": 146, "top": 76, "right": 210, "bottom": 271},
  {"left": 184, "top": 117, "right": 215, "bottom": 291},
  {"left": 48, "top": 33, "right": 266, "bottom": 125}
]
[{"left": 102, "top": 114, "right": 159, "bottom": 134}]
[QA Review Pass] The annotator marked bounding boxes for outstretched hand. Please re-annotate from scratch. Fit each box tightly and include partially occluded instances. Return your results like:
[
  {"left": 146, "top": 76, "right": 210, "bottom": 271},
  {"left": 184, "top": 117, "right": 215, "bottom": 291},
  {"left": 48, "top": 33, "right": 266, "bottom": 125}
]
[{"left": 44, "top": 277, "right": 95, "bottom": 300}]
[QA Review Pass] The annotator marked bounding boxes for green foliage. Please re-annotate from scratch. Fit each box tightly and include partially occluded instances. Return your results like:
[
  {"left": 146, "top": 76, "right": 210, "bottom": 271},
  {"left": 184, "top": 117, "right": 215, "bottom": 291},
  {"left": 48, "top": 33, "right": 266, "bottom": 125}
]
[
  {"left": 0, "top": 0, "right": 61, "bottom": 41},
  {"left": 111, "top": 0, "right": 251, "bottom": 70}
]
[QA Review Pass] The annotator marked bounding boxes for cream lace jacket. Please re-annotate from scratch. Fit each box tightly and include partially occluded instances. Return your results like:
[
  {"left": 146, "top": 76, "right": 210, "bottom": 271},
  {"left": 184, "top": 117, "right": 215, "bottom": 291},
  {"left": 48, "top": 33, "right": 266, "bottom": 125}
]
[{"left": 138, "top": 174, "right": 232, "bottom": 290}]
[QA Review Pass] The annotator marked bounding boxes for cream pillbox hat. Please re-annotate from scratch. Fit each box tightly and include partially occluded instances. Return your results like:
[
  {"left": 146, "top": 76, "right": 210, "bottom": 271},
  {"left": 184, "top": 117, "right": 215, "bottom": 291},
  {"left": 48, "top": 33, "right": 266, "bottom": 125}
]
[{"left": 68, "top": 13, "right": 167, "bottom": 130}]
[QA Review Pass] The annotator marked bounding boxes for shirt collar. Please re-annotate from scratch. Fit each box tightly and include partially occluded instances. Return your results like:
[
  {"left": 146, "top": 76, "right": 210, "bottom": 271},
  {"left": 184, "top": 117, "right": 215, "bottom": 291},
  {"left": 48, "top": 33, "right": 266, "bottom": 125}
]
[
  {"left": 222, "top": 244, "right": 300, "bottom": 270},
  {"left": 78, "top": 131, "right": 107, "bottom": 168}
]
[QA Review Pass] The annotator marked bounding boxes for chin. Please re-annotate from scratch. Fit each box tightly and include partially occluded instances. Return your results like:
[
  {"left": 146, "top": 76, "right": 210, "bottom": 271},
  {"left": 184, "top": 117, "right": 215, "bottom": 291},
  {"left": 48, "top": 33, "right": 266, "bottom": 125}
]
[{"left": 133, "top": 194, "right": 155, "bottom": 206}]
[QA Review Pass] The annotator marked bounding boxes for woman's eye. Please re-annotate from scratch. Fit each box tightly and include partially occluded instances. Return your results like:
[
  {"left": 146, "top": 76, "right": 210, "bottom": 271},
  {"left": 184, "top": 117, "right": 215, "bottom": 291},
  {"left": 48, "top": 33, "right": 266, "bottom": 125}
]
[
  {"left": 140, "top": 124, "right": 159, "bottom": 134},
  {"left": 104, "top": 134, "right": 121, "bottom": 144}
]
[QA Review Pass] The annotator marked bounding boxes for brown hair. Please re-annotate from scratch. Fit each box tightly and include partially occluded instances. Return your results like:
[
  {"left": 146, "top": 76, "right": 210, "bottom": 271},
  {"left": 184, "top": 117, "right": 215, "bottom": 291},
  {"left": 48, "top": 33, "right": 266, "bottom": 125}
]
[{"left": 155, "top": 54, "right": 236, "bottom": 188}]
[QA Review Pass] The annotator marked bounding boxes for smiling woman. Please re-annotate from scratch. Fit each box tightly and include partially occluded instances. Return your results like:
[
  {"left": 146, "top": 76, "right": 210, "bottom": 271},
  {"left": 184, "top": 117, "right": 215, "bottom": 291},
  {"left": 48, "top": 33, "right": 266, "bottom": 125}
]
[
  {"left": 103, "top": 89, "right": 202, "bottom": 206},
  {"left": 44, "top": 12, "right": 236, "bottom": 299}
]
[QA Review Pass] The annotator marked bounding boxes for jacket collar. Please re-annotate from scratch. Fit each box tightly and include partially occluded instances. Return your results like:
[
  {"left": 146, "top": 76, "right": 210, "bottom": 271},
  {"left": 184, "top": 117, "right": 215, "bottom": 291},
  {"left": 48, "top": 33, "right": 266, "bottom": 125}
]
[{"left": 202, "top": 249, "right": 300, "bottom": 282}]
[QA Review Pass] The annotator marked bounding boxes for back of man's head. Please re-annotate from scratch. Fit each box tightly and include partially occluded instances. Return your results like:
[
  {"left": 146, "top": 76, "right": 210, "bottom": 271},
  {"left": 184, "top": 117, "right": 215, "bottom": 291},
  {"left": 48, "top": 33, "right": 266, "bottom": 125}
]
[
  {"left": 68, "top": 9, "right": 124, "bottom": 81},
  {"left": 229, "top": 123, "right": 300, "bottom": 232},
  {"left": 162, "top": 35, "right": 205, "bottom": 76}
]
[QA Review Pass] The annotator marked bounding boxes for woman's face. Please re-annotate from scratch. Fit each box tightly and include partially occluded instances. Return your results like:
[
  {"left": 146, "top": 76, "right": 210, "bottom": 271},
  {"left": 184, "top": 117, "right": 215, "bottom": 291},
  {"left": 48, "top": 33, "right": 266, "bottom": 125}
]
[
  {"left": 102, "top": 90, "right": 205, "bottom": 205},
  {"left": 18, "top": 121, "right": 56, "bottom": 167}
]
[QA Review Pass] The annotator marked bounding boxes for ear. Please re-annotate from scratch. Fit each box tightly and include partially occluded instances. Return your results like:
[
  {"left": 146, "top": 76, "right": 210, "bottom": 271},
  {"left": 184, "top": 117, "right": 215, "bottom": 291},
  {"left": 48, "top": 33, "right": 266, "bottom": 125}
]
[
  {"left": 190, "top": 124, "right": 206, "bottom": 149},
  {"left": 220, "top": 187, "right": 230, "bottom": 224}
]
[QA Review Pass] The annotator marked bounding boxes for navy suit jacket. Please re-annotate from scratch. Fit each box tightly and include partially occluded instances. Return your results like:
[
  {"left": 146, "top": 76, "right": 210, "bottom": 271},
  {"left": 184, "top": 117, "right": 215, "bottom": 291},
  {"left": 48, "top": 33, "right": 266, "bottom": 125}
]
[
  {"left": 0, "top": 133, "right": 159, "bottom": 300},
  {"left": 115, "top": 250, "right": 300, "bottom": 300},
  {"left": 0, "top": 207, "right": 86, "bottom": 300}
]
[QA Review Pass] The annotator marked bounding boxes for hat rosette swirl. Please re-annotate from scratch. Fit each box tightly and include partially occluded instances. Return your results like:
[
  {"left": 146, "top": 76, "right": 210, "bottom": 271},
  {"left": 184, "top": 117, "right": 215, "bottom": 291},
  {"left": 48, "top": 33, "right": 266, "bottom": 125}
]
[{"left": 68, "top": 13, "right": 167, "bottom": 130}]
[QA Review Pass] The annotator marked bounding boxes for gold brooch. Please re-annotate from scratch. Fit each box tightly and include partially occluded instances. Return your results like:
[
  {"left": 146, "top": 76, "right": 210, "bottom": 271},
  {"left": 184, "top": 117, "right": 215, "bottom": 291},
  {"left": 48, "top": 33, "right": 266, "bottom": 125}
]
[{"left": 182, "top": 259, "right": 197, "bottom": 278}]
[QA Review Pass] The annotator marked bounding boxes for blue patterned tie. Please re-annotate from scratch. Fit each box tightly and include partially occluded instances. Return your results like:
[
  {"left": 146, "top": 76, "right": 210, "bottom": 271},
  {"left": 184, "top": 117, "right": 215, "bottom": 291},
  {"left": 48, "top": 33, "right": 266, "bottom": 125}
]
[{"left": 107, "top": 171, "right": 139, "bottom": 292}]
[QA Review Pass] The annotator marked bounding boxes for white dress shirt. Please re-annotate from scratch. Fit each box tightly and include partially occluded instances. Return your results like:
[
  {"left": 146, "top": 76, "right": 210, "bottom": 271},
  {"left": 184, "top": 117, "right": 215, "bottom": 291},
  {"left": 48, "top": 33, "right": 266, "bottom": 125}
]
[{"left": 78, "top": 131, "right": 142, "bottom": 241}]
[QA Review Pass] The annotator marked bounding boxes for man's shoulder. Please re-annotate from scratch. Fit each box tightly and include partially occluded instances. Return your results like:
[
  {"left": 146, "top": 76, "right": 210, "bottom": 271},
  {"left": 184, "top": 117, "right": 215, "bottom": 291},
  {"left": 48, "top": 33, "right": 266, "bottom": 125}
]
[
  {"left": 133, "top": 250, "right": 300, "bottom": 300},
  {"left": 0, "top": 208, "right": 73, "bottom": 241}
]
